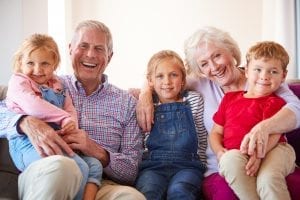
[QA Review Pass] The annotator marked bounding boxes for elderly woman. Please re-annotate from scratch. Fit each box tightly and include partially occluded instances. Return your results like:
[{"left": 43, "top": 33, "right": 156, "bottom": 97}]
[{"left": 136, "top": 27, "right": 300, "bottom": 199}]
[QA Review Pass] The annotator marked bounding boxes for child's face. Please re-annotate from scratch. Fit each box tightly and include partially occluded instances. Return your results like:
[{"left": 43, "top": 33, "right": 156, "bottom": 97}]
[
  {"left": 21, "top": 48, "right": 56, "bottom": 85},
  {"left": 245, "top": 58, "right": 286, "bottom": 97},
  {"left": 149, "top": 59, "right": 185, "bottom": 103}
]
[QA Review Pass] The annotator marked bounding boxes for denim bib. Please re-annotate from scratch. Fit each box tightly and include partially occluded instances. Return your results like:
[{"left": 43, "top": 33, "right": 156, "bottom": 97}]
[
  {"left": 39, "top": 85, "right": 66, "bottom": 109},
  {"left": 146, "top": 101, "right": 198, "bottom": 160}
]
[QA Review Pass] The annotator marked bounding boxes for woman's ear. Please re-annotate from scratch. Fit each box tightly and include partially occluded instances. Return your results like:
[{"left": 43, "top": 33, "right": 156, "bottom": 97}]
[
  {"left": 282, "top": 70, "right": 288, "bottom": 83},
  {"left": 244, "top": 65, "right": 249, "bottom": 79}
]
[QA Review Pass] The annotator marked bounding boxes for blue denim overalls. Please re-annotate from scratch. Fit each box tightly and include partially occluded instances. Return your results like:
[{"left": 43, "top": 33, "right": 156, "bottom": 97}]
[
  {"left": 9, "top": 86, "right": 102, "bottom": 200},
  {"left": 136, "top": 101, "right": 206, "bottom": 200}
]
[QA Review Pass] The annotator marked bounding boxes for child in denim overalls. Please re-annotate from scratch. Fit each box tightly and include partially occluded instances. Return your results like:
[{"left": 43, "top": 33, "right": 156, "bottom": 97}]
[
  {"left": 6, "top": 34, "right": 102, "bottom": 200},
  {"left": 135, "top": 50, "right": 207, "bottom": 199}
]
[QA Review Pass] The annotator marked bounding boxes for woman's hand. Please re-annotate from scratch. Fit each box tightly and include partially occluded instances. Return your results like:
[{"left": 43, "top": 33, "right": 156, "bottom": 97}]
[
  {"left": 240, "top": 121, "right": 269, "bottom": 158},
  {"left": 136, "top": 86, "right": 154, "bottom": 132}
]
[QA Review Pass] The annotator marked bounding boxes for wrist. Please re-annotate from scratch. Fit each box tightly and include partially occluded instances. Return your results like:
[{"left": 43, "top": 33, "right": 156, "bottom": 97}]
[{"left": 17, "top": 115, "right": 28, "bottom": 134}]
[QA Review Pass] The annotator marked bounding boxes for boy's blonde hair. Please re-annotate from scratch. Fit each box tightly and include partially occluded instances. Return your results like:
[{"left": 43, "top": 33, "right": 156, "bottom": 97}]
[
  {"left": 246, "top": 41, "right": 289, "bottom": 71},
  {"left": 13, "top": 34, "right": 60, "bottom": 73},
  {"left": 147, "top": 50, "right": 186, "bottom": 83}
]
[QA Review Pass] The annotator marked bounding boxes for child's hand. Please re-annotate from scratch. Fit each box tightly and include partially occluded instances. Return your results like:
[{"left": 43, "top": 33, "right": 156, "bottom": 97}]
[
  {"left": 217, "top": 149, "right": 227, "bottom": 162},
  {"left": 245, "top": 153, "right": 261, "bottom": 176},
  {"left": 60, "top": 121, "right": 76, "bottom": 134}
]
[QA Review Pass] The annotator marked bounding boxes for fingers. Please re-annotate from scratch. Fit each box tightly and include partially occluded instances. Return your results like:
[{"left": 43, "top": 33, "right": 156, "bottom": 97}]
[
  {"left": 240, "top": 134, "right": 250, "bottom": 154},
  {"left": 256, "top": 140, "right": 266, "bottom": 158}
]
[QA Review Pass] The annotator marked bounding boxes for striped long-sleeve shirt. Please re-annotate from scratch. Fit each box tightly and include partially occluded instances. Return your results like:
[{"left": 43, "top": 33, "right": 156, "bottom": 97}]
[{"left": 185, "top": 91, "right": 207, "bottom": 164}]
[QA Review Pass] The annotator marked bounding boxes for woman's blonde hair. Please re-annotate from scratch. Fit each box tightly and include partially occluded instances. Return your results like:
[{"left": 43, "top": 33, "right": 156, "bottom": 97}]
[
  {"left": 146, "top": 50, "right": 186, "bottom": 84},
  {"left": 184, "top": 26, "right": 241, "bottom": 77},
  {"left": 246, "top": 41, "right": 289, "bottom": 71},
  {"left": 13, "top": 33, "right": 60, "bottom": 73}
]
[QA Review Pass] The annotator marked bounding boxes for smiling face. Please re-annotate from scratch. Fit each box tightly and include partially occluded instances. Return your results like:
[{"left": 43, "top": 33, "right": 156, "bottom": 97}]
[
  {"left": 245, "top": 58, "right": 286, "bottom": 97},
  {"left": 195, "top": 42, "right": 239, "bottom": 87},
  {"left": 21, "top": 48, "right": 56, "bottom": 85},
  {"left": 149, "top": 58, "right": 185, "bottom": 103},
  {"left": 69, "top": 27, "right": 113, "bottom": 87}
]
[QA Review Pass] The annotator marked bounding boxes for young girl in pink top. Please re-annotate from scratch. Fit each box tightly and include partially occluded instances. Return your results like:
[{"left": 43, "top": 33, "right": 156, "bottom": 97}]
[{"left": 6, "top": 34, "right": 102, "bottom": 200}]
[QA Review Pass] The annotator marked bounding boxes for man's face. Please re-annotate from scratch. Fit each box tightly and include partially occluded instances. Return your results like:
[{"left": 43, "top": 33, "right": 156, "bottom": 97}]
[{"left": 69, "top": 27, "right": 112, "bottom": 85}]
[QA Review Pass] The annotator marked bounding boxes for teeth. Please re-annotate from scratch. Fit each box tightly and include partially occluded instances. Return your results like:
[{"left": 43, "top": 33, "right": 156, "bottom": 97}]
[{"left": 82, "top": 62, "right": 97, "bottom": 68}]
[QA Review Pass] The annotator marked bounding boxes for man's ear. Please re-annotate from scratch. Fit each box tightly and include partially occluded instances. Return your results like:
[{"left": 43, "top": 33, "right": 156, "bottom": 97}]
[
  {"left": 108, "top": 52, "right": 113, "bottom": 63},
  {"left": 68, "top": 43, "right": 72, "bottom": 56}
]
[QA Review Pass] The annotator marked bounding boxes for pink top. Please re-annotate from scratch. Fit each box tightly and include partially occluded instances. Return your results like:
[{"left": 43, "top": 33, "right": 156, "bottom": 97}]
[{"left": 6, "top": 73, "right": 78, "bottom": 128}]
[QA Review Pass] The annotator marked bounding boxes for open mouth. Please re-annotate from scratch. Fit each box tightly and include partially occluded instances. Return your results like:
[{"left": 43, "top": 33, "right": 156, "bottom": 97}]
[
  {"left": 82, "top": 62, "right": 97, "bottom": 68},
  {"left": 213, "top": 67, "right": 226, "bottom": 78}
]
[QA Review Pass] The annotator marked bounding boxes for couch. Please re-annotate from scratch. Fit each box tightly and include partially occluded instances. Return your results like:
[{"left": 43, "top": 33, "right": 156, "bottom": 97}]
[{"left": 0, "top": 82, "right": 300, "bottom": 200}]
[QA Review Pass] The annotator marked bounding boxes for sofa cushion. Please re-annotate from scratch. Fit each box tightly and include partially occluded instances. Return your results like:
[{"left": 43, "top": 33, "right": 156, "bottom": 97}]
[
  {"left": 287, "top": 82, "right": 300, "bottom": 166},
  {"left": 0, "top": 138, "right": 19, "bottom": 199}
]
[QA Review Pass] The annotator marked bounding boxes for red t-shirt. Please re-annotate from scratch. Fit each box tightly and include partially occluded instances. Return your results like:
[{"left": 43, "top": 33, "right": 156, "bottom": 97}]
[{"left": 213, "top": 91, "right": 286, "bottom": 150}]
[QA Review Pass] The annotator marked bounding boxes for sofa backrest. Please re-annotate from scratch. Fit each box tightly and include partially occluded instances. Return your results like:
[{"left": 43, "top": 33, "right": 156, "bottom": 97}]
[{"left": 286, "top": 81, "right": 300, "bottom": 166}]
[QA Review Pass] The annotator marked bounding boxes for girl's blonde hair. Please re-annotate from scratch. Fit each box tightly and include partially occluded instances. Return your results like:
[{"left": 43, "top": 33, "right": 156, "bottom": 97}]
[
  {"left": 147, "top": 50, "right": 186, "bottom": 83},
  {"left": 13, "top": 33, "right": 60, "bottom": 73},
  {"left": 246, "top": 41, "right": 289, "bottom": 71}
]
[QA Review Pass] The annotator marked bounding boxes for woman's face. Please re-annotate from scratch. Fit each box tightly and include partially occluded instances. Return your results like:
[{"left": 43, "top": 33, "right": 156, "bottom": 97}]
[{"left": 195, "top": 42, "right": 238, "bottom": 87}]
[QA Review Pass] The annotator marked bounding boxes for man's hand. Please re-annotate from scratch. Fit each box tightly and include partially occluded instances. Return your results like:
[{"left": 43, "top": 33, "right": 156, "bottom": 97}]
[
  {"left": 62, "top": 129, "right": 110, "bottom": 167},
  {"left": 20, "top": 116, "right": 74, "bottom": 157},
  {"left": 240, "top": 122, "right": 269, "bottom": 158}
]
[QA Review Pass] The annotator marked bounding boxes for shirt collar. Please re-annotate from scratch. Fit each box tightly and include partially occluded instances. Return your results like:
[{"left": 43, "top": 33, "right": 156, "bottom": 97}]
[{"left": 71, "top": 74, "right": 109, "bottom": 95}]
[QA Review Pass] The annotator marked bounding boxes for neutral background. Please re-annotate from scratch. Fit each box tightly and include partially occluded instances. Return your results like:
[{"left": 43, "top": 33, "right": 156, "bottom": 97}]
[{"left": 0, "top": 0, "right": 297, "bottom": 89}]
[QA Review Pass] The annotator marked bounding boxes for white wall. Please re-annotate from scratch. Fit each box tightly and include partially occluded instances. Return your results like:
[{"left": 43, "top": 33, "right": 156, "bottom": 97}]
[
  {"left": 0, "top": 0, "right": 297, "bottom": 89},
  {"left": 68, "top": 0, "right": 263, "bottom": 89},
  {"left": 0, "top": 0, "right": 48, "bottom": 85}
]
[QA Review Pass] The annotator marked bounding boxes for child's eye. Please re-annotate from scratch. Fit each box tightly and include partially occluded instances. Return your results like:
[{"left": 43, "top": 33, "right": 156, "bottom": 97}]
[
  {"left": 254, "top": 68, "right": 261, "bottom": 72},
  {"left": 170, "top": 73, "right": 179, "bottom": 77},
  {"left": 155, "top": 74, "right": 163, "bottom": 79},
  {"left": 270, "top": 70, "right": 278, "bottom": 74},
  {"left": 41, "top": 62, "right": 51, "bottom": 67}
]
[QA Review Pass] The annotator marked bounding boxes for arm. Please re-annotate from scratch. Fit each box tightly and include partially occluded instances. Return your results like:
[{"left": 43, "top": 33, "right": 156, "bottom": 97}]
[
  {"left": 209, "top": 123, "right": 227, "bottom": 162},
  {"left": 7, "top": 74, "right": 73, "bottom": 126},
  {"left": 188, "top": 91, "right": 207, "bottom": 164},
  {"left": 0, "top": 100, "right": 24, "bottom": 139},
  {"left": 240, "top": 83, "right": 299, "bottom": 157},
  {"left": 136, "top": 81, "right": 154, "bottom": 132}
]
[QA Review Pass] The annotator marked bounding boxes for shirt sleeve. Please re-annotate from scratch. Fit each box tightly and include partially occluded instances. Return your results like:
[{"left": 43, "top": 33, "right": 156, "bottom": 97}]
[
  {"left": 187, "top": 91, "right": 208, "bottom": 166},
  {"left": 103, "top": 96, "right": 143, "bottom": 185},
  {"left": 275, "top": 82, "right": 300, "bottom": 128},
  {"left": 0, "top": 100, "right": 24, "bottom": 139},
  {"left": 6, "top": 73, "right": 73, "bottom": 126}
]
